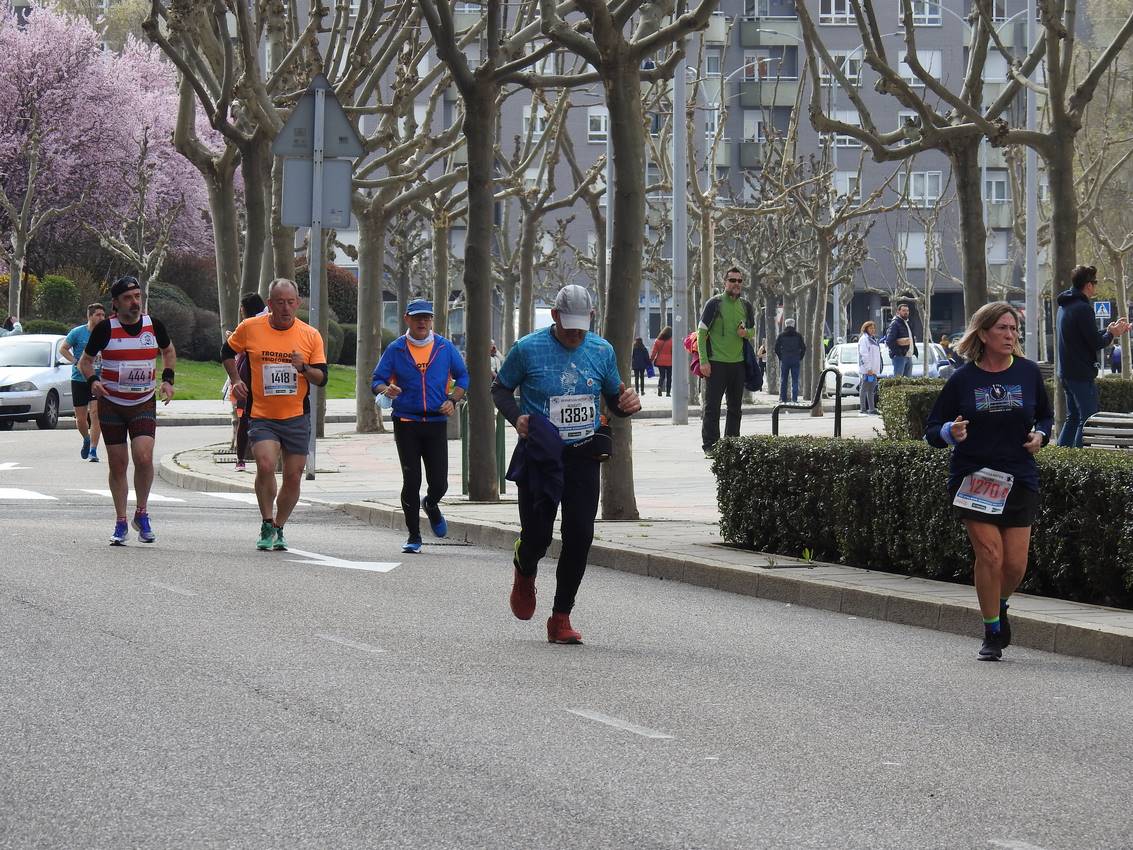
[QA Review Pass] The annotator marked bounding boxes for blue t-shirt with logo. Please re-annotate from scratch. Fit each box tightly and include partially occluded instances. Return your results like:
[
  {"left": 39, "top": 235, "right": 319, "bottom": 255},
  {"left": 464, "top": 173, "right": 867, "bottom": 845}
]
[
  {"left": 65, "top": 324, "right": 92, "bottom": 381},
  {"left": 496, "top": 326, "right": 622, "bottom": 445}
]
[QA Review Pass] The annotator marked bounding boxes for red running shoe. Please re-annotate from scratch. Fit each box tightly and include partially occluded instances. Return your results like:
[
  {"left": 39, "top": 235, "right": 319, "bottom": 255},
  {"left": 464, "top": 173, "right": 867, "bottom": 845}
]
[
  {"left": 547, "top": 612, "right": 582, "bottom": 644},
  {"left": 510, "top": 568, "right": 537, "bottom": 620}
]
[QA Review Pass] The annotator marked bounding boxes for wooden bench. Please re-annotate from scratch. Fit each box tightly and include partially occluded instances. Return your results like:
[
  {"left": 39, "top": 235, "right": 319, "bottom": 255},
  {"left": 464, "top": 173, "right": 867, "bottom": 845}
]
[{"left": 1082, "top": 412, "right": 1133, "bottom": 450}]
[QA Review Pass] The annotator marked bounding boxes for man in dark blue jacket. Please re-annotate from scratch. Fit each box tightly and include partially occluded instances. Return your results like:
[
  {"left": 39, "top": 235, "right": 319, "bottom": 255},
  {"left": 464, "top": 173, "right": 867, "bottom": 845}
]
[{"left": 1056, "top": 265, "right": 1130, "bottom": 446}]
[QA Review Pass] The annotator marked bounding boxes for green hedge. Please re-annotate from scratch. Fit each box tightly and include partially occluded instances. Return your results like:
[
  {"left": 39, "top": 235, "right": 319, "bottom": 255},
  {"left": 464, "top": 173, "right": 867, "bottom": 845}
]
[
  {"left": 880, "top": 376, "right": 1133, "bottom": 439},
  {"left": 713, "top": 435, "right": 1133, "bottom": 609},
  {"left": 34, "top": 274, "right": 79, "bottom": 321},
  {"left": 22, "top": 318, "right": 71, "bottom": 335}
]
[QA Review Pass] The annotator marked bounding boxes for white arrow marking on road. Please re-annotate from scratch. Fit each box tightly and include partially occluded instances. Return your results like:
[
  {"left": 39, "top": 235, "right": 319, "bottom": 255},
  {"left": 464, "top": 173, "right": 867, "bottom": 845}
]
[
  {"left": 566, "top": 709, "right": 674, "bottom": 740},
  {"left": 284, "top": 547, "right": 400, "bottom": 573},
  {"left": 0, "top": 488, "right": 55, "bottom": 500},
  {"left": 77, "top": 489, "right": 185, "bottom": 503},
  {"left": 989, "top": 841, "right": 1051, "bottom": 850},
  {"left": 204, "top": 492, "right": 308, "bottom": 506},
  {"left": 316, "top": 633, "right": 387, "bottom": 653},
  {"left": 0, "top": 462, "right": 29, "bottom": 471}
]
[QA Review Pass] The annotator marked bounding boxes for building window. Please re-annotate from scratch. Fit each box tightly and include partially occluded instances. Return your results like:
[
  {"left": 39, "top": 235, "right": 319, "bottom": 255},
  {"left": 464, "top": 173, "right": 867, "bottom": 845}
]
[
  {"left": 832, "top": 109, "right": 861, "bottom": 147},
  {"left": 835, "top": 171, "right": 862, "bottom": 203},
  {"left": 587, "top": 107, "right": 608, "bottom": 144},
  {"left": 899, "top": 50, "right": 942, "bottom": 86},
  {"left": 899, "top": 171, "right": 943, "bottom": 206},
  {"left": 522, "top": 105, "right": 547, "bottom": 141},
  {"left": 743, "top": 112, "right": 766, "bottom": 142},
  {"left": 983, "top": 52, "right": 1009, "bottom": 83},
  {"left": 705, "top": 106, "right": 721, "bottom": 140},
  {"left": 820, "top": 0, "right": 854, "bottom": 25},
  {"left": 985, "top": 172, "right": 1009, "bottom": 204},
  {"left": 705, "top": 51, "right": 722, "bottom": 77},
  {"left": 820, "top": 50, "right": 862, "bottom": 86},
  {"left": 989, "top": 0, "right": 1008, "bottom": 22},
  {"left": 454, "top": 2, "right": 481, "bottom": 11},
  {"left": 988, "top": 229, "right": 1011, "bottom": 264},
  {"left": 906, "top": 0, "right": 942, "bottom": 25},
  {"left": 900, "top": 231, "right": 930, "bottom": 269}
]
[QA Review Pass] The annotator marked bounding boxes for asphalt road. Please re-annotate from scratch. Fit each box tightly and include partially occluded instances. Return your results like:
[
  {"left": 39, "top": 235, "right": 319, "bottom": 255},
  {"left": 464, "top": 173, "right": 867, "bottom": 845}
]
[{"left": 2, "top": 425, "right": 1132, "bottom": 849}]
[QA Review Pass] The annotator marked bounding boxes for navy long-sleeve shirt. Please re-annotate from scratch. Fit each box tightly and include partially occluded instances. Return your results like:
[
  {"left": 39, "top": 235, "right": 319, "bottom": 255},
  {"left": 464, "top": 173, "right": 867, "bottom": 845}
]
[
  {"left": 1056, "top": 288, "right": 1112, "bottom": 380},
  {"left": 924, "top": 357, "right": 1053, "bottom": 492}
]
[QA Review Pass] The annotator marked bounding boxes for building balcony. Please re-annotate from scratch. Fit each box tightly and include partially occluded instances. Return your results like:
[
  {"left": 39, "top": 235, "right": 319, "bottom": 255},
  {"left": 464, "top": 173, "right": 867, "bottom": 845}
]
[
  {"left": 985, "top": 201, "right": 1014, "bottom": 229},
  {"left": 711, "top": 139, "right": 731, "bottom": 166},
  {"left": 964, "top": 19, "right": 1021, "bottom": 49},
  {"left": 739, "top": 18, "right": 801, "bottom": 48},
  {"left": 739, "top": 140, "right": 764, "bottom": 169},
  {"left": 738, "top": 78, "right": 799, "bottom": 108},
  {"left": 703, "top": 12, "right": 728, "bottom": 44},
  {"left": 984, "top": 146, "right": 1008, "bottom": 168}
]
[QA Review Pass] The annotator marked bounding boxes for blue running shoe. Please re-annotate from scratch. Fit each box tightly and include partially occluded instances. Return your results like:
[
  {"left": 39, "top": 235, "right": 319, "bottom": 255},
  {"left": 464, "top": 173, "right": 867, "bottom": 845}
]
[
  {"left": 110, "top": 520, "right": 128, "bottom": 545},
  {"left": 132, "top": 511, "right": 156, "bottom": 543},
  {"left": 89, "top": 448, "right": 99, "bottom": 462},
  {"left": 81, "top": 436, "right": 90, "bottom": 459},
  {"left": 402, "top": 537, "right": 422, "bottom": 554},
  {"left": 424, "top": 499, "right": 448, "bottom": 538}
]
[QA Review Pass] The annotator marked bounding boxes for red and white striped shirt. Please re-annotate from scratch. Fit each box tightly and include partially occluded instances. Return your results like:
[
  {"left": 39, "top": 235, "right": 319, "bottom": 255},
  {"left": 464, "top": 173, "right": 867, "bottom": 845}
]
[{"left": 99, "top": 315, "right": 160, "bottom": 406}]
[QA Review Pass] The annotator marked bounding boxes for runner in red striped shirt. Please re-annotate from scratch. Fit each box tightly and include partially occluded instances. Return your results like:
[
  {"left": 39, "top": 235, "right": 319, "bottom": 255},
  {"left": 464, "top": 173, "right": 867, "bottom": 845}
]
[{"left": 80, "top": 276, "right": 176, "bottom": 545}]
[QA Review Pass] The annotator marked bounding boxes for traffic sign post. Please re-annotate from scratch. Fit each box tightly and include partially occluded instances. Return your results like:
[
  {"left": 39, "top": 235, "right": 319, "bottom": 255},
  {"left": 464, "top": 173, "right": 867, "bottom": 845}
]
[
  {"left": 1096, "top": 301, "right": 1112, "bottom": 374},
  {"left": 272, "top": 75, "right": 363, "bottom": 479}
]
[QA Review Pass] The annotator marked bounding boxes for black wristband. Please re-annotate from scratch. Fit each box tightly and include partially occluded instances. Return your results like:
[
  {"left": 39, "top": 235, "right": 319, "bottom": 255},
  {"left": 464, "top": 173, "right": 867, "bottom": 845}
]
[
  {"left": 162, "top": 368, "right": 175, "bottom": 384},
  {"left": 87, "top": 374, "right": 98, "bottom": 387}
]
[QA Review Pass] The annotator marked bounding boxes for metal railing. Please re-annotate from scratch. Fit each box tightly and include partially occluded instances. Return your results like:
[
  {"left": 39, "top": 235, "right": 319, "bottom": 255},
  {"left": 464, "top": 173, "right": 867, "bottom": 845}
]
[{"left": 771, "top": 367, "right": 843, "bottom": 437}]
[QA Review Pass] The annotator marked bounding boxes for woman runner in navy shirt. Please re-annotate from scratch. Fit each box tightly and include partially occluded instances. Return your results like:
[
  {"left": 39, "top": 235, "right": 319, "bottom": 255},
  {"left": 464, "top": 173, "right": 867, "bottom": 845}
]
[{"left": 924, "top": 302, "right": 1053, "bottom": 661}]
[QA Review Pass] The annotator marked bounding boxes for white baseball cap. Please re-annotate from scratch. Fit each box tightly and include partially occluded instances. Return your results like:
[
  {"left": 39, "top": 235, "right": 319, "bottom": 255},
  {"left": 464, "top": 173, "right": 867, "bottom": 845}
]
[{"left": 553, "top": 285, "right": 594, "bottom": 331}]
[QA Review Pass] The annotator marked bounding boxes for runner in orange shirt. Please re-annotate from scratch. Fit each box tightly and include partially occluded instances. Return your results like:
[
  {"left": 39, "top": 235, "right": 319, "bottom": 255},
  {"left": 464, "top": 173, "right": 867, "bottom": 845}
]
[{"left": 222, "top": 279, "right": 327, "bottom": 551}]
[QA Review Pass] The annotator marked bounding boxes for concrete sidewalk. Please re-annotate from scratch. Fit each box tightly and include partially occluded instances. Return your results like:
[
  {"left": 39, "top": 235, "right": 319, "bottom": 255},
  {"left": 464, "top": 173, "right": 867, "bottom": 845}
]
[{"left": 158, "top": 405, "right": 1133, "bottom": 667}]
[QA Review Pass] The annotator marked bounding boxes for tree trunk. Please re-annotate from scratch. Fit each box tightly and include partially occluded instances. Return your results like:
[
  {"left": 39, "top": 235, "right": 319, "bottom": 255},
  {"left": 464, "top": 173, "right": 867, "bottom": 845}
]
[
  {"left": 432, "top": 216, "right": 451, "bottom": 338},
  {"left": 806, "top": 233, "right": 831, "bottom": 415},
  {"left": 240, "top": 132, "right": 270, "bottom": 298},
  {"left": 699, "top": 208, "right": 714, "bottom": 305},
  {"left": 1117, "top": 252, "right": 1130, "bottom": 380},
  {"left": 764, "top": 297, "right": 779, "bottom": 397},
  {"left": 1046, "top": 142, "right": 1077, "bottom": 304},
  {"left": 501, "top": 270, "right": 517, "bottom": 349},
  {"left": 600, "top": 62, "right": 645, "bottom": 521},
  {"left": 355, "top": 209, "right": 387, "bottom": 433},
  {"left": 518, "top": 212, "right": 538, "bottom": 339},
  {"left": 461, "top": 83, "right": 499, "bottom": 501},
  {"left": 317, "top": 229, "right": 330, "bottom": 439},
  {"left": 951, "top": 142, "right": 988, "bottom": 319},
  {"left": 594, "top": 212, "right": 607, "bottom": 327},
  {"left": 7, "top": 236, "right": 26, "bottom": 320},
  {"left": 270, "top": 155, "right": 295, "bottom": 290},
  {"left": 208, "top": 166, "right": 243, "bottom": 334},
  {"left": 397, "top": 257, "right": 410, "bottom": 326}
]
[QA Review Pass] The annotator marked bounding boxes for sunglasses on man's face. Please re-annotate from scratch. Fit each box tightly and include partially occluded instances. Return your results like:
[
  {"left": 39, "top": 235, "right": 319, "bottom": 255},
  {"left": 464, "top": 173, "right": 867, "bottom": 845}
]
[{"left": 726, "top": 277, "right": 743, "bottom": 283}]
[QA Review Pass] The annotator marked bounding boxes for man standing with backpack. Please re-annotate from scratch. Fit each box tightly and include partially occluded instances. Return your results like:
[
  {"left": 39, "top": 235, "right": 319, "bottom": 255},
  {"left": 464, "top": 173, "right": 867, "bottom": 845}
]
[{"left": 698, "top": 267, "right": 755, "bottom": 456}]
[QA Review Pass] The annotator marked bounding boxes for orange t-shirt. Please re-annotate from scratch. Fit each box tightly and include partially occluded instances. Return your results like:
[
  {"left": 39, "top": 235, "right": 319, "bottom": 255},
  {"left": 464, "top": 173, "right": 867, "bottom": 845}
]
[{"left": 226, "top": 315, "right": 327, "bottom": 421}]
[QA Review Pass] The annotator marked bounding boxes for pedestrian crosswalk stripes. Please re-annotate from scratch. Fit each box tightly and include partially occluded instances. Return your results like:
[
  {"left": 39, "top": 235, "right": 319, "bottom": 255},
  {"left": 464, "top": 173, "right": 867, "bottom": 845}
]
[
  {"left": 74, "top": 489, "right": 186, "bottom": 503},
  {"left": 0, "top": 488, "right": 57, "bottom": 501},
  {"left": 0, "top": 487, "right": 302, "bottom": 507}
]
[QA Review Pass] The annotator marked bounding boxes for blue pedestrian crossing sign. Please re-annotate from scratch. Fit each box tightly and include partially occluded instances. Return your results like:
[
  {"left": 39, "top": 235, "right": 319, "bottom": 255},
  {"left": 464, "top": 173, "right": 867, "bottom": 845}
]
[{"left": 1095, "top": 301, "right": 1112, "bottom": 319}]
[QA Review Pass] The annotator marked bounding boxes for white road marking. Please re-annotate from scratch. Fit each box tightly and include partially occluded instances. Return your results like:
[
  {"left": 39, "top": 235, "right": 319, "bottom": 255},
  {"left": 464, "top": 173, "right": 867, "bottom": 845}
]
[
  {"left": 284, "top": 547, "right": 400, "bottom": 574},
  {"left": 0, "top": 488, "right": 55, "bottom": 501},
  {"left": 148, "top": 581, "right": 197, "bottom": 597},
  {"left": 565, "top": 709, "right": 674, "bottom": 740},
  {"left": 0, "top": 462, "right": 29, "bottom": 471},
  {"left": 989, "top": 841, "right": 1051, "bottom": 850},
  {"left": 76, "top": 489, "right": 185, "bottom": 503},
  {"left": 204, "top": 492, "right": 308, "bottom": 506},
  {"left": 316, "top": 633, "right": 386, "bottom": 653}
]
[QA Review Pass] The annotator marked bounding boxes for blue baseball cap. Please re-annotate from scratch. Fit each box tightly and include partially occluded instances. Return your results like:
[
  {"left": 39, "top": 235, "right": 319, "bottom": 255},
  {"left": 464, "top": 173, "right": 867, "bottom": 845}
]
[{"left": 406, "top": 299, "right": 434, "bottom": 316}]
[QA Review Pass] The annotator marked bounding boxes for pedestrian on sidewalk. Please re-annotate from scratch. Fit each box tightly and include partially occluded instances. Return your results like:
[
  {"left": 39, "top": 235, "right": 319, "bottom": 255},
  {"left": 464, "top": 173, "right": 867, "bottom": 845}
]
[
  {"left": 0, "top": 315, "right": 21, "bottom": 336},
  {"left": 79, "top": 276, "right": 176, "bottom": 545},
  {"left": 885, "top": 302, "right": 917, "bottom": 377},
  {"left": 371, "top": 299, "right": 469, "bottom": 554},
  {"left": 1056, "top": 265, "right": 1130, "bottom": 446},
  {"left": 774, "top": 318, "right": 806, "bottom": 403},
  {"left": 222, "top": 292, "right": 267, "bottom": 472},
  {"left": 632, "top": 337, "right": 650, "bottom": 395},
  {"left": 489, "top": 339, "right": 503, "bottom": 377},
  {"left": 698, "top": 267, "right": 755, "bottom": 455},
  {"left": 492, "top": 284, "right": 641, "bottom": 644},
  {"left": 61, "top": 303, "right": 107, "bottom": 462},
  {"left": 222, "top": 279, "right": 327, "bottom": 552},
  {"left": 924, "top": 302, "right": 1052, "bottom": 661},
  {"left": 857, "top": 320, "right": 882, "bottom": 415},
  {"left": 651, "top": 326, "right": 673, "bottom": 396}
]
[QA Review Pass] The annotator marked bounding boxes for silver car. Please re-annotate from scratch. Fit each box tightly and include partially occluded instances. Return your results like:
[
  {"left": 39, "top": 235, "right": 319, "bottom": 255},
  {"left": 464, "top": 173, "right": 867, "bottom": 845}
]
[
  {"left": 0, "top": 334, "right": 75, "bottom": 429},
  {"left": 824, "top": 341, "right": 955, "bottom": 397}
]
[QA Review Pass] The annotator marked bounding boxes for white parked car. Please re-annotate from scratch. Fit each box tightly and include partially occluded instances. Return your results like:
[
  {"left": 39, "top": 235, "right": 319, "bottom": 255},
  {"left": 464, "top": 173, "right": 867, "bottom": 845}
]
[
  {"left": 823, "top": 341, "right": 955, "bottom": 397},
  {"left": 0, "top": 334, "right": 75, "bottom": 429}
]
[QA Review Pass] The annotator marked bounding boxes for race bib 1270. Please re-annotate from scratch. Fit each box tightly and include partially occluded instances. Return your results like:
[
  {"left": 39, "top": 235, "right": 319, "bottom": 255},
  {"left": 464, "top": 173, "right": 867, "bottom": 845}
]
[
  {"left": 262, "top": 362, "right": 299, "bottom": 396},
  {"left": 548, "top": 393, "right": 596, "bottom": 441},
  {"left": 953, "top": 467, "right": 1014, "bottom": 515}
]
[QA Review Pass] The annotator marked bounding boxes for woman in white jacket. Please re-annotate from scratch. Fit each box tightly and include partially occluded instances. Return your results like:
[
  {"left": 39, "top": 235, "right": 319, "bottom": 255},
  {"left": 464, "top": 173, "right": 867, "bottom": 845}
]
[{"left": 857, "top": 320, "right": 883, "bottom": 415}]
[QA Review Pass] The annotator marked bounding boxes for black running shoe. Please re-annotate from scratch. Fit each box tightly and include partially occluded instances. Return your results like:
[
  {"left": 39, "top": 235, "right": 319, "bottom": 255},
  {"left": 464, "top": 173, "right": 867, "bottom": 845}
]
[
  {"left": 999, "top": 604, "right": 1011, "bottom": 648},
  {"left": 978, "top": 632, "right": 1003, "bottom": 661}
]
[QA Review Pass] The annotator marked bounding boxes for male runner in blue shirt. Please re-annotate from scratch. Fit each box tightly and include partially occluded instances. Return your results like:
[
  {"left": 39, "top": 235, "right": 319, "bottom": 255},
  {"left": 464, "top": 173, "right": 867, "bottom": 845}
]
[{"left": 492, "top": 285, "right": 642, "bottom": 644}]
